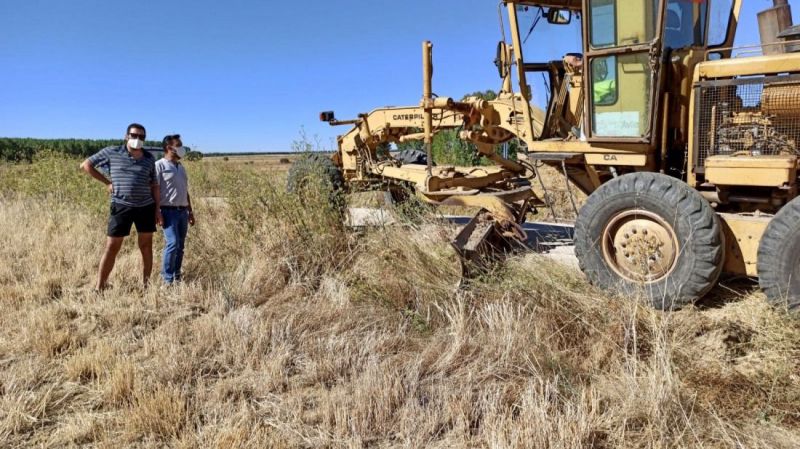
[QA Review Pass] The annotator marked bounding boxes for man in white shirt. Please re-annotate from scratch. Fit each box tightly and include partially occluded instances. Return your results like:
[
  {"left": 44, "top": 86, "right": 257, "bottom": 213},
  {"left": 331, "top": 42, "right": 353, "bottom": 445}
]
[{"left": 156, "top": 134, "right": 195, "bottom": 284}]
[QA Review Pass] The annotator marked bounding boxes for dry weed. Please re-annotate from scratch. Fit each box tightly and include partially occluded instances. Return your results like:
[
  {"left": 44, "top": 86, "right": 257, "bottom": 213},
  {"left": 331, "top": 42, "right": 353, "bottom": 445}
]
[{"left": 123, "top": 384, "right": 188, "bottom": 441}]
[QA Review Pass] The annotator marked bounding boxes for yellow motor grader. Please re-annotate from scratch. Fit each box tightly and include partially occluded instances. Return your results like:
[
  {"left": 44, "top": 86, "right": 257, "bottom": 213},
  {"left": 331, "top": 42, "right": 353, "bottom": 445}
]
[{"left": 293, "top": 0, "right": 800, "bottom": 311}]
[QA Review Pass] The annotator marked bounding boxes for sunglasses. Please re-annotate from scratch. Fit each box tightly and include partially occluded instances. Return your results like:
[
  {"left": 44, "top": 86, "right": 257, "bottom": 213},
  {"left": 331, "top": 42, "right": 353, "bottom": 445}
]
[{"left": 128, "top": 132, "right": 146, "bottom": 139}]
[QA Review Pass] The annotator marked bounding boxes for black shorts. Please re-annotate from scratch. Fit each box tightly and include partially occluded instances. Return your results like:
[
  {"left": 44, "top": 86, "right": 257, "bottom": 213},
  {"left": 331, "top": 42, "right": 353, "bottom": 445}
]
[{"left": 108, "top": 203, "right": 157, "bottom": 237}]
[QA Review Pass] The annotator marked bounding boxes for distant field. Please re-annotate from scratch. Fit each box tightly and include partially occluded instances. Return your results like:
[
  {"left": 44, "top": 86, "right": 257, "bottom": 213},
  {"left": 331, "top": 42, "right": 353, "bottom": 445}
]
[{"left": 203, "top": 153, "right": 302, "bottom": 171}]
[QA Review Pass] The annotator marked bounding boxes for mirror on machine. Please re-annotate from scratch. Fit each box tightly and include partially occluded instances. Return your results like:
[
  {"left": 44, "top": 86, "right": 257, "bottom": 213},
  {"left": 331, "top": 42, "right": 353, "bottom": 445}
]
[
  {"left": 546, "top": 8, "right": 572, "bottom": 25},
  {"left": 494, "top": 41, "right": 509, "bottom": 79},
  {"left": 319, "top": 111, "right": 335, "bottom": 122}
]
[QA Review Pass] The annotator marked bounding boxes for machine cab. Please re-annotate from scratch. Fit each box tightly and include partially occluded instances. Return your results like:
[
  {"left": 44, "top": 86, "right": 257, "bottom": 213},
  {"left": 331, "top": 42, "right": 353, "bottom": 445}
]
[
  {"left": 509, "top": 0, "right": 738, "bottom": 149},
  {"left": 584, "top": 0, "right": 662, "bottom": 141}
]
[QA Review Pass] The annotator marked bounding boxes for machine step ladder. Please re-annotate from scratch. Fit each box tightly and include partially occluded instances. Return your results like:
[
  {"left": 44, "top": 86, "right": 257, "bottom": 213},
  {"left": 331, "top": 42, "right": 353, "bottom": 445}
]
[{"left": 528, "top": 152, "right": 580, "bottom": 224}]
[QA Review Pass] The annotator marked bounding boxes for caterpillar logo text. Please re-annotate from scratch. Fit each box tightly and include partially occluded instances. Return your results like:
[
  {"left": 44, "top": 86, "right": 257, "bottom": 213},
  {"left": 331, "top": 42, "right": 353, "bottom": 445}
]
[{"left": 392, "top": 114, "right": 424, "bottom": 121}]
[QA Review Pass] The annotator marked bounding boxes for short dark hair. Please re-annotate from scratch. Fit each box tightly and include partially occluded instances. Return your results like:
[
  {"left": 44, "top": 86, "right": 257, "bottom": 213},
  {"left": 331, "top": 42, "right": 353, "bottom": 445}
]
[
  {"left": 126, "top": 123, "right": 146, "bottom": 135},
  {"left": 162, "top": 134, "right": 182, "bottom": 149}
]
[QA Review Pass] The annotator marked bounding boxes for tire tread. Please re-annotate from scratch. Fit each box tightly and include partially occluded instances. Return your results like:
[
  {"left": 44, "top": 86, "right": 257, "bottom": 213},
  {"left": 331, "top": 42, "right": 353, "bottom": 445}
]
[
  {"left": 758, "top": 197, "right": 800, "bottom": 312},
  {"left": 574, "top": 173, "right": 723, "bottom": 309}
]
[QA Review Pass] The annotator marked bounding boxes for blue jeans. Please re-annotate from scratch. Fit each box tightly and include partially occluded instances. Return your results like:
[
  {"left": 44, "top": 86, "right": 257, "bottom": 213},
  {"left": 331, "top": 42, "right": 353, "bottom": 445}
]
[{"left": 161, "top": 208, "right": 189, "bottom": 283}]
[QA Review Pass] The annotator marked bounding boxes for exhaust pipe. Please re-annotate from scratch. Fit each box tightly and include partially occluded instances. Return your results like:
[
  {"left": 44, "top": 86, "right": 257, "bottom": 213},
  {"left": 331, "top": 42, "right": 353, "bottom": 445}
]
[
  {"left": 422, "top": 41, "right": 433, "bottom": 178},
  {"left": 758, "top": 0, "right": 793, "bottom": 55}
]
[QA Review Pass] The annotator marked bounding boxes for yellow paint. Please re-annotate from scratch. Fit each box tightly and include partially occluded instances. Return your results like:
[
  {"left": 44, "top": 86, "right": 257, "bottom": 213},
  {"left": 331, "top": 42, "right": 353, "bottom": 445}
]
[
  {"left": 718, "top": 213, "right": 770, "bottom": 277},
  {"left": 585, "top": 153, "right": 648, "bottom": 166},
  {"left": 696, "top": 53, "right": 800, "bottom": 79},
  {"left": 705, "top": 155, "right": 797, "bottom": 187}
]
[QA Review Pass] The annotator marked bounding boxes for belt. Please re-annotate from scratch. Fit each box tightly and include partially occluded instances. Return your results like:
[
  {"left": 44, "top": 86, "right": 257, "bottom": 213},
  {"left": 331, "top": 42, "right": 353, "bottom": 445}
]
[{"left": 161, "top": 205, "right": 189, "bottom": 210}]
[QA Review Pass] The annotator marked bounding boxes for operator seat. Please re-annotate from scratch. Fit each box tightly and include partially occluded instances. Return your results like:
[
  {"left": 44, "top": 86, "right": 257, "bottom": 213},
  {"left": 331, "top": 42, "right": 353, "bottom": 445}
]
[
  {"left": 547, "top": 53, "right": 584, "bottom": 139},
  {"left": 563, "top": 53, "right": 583, "bottom": 72}
]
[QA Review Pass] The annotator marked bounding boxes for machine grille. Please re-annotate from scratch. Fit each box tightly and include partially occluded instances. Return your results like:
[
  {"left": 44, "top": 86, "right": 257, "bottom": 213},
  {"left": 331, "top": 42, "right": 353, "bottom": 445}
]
[{"left": 694, "top": 74, "right": 800, "bottom": 170}]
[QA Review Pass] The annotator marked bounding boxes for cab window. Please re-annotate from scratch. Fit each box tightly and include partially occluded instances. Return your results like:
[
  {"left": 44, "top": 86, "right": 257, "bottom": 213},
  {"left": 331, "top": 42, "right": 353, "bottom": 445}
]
[
  {"left": 664, "top": 0, "right": 708, "bottom": 49},
  {"left": 707, "top": 0, "right": 733, "bottom": 46},
  {"left": 592, "top": 57, "right": 618, "bottom": 106},
  {"left": 589, "top": 0, "right": 615, "bottom": 47},
  {"left": 589, "top": 0, "right": 660, "bottom": 48},
  {"left": 591, "top": 53, "right": 653, "bottom": 137}
]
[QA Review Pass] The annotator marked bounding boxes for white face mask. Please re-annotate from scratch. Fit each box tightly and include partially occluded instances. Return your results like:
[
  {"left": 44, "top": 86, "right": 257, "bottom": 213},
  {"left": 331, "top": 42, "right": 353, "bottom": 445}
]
[
  {"left": 173, "top": 146, "right": 186, "bottom": 158},
  {"left": 128, "top": 138, "right": 144, "bottom": 150}
]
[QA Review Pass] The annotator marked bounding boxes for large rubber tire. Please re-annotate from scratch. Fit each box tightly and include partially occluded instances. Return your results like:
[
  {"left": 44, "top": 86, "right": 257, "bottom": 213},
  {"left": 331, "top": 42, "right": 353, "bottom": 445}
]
[
  {"left": 395, "top": 149, "right": 432, "bottom": 166},
  {"left": 574, "top": 172, "right": 724, "bottom": 310},
  {"left": 757, "top": 196, "right": 800, "bottom": 313},
  {"left": 286, "top": 153, "right": 344, "bottom": 194}
]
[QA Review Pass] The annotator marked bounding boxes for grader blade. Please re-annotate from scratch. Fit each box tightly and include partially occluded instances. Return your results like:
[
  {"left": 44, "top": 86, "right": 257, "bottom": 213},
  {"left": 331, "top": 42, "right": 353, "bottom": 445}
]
[{"left": 451, "top": 208, "right": 528, "bottom": 278}]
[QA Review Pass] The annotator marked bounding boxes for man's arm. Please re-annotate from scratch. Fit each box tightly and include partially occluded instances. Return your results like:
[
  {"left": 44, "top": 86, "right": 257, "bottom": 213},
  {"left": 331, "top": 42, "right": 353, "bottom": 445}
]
[
  {"left": 80, "top": 159, "right": 112, "bottom": 193},
  {"left": 151, "top": 159, "right": 162, "bottom": 226},
  {"left": 152, "top": 182, "right": 163, "bottom": 226},
  {"left": 187, "top": 193, "right": 195, "bottom": 226}
]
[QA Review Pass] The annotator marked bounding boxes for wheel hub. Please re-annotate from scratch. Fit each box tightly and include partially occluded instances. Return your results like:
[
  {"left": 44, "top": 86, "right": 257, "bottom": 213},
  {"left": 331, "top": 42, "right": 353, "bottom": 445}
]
[{"left": 602, "top": 210, "right": 678, "bottom": 283}]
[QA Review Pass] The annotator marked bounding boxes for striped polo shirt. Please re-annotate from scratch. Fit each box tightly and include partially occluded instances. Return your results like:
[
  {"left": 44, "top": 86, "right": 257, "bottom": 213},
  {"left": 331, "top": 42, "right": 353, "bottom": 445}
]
[{"left": 87, "top": 145, "right": 157, "bottom": 207}]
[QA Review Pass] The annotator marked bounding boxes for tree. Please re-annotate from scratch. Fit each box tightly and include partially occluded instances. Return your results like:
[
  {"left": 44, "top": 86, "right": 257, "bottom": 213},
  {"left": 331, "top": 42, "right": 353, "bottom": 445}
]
[
  {"left": 462, "top": 89, "right": 520, "bottom": 162},
  {"left": 0, "top": 137, "right": 162, "bottom": 162},
  {"left": 426, "top": 89, "right": 519, "bottom": 166},
  {"left": 184, "top": 150, "right": 203, "bottom": 161}
]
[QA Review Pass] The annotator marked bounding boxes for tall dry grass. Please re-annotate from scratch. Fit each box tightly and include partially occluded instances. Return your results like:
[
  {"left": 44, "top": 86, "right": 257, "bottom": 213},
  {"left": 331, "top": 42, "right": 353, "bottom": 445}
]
[
  {"left": 0, "top": 153, "right": 798, "bottom": 448},
  {"left": 529, "top": 164, "right": 588, "bottom": 223}
]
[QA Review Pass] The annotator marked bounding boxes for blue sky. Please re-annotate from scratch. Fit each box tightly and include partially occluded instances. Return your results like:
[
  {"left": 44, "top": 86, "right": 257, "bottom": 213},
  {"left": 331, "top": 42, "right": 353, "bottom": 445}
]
[{"left": 0, "top": 1, "right": 797, "bottom": 152}]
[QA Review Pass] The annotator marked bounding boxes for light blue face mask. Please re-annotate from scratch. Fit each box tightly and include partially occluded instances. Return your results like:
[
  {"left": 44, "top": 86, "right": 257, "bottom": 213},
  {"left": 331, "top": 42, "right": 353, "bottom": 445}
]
[{"left": 173, "top": 146, "right": 186, "bottom": 158}]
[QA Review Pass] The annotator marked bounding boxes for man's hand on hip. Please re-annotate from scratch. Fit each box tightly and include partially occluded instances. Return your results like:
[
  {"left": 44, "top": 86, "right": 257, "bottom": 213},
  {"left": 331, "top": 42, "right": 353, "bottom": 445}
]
[{"left": 106, "top": 183, "right": 113, "bottom": 195}]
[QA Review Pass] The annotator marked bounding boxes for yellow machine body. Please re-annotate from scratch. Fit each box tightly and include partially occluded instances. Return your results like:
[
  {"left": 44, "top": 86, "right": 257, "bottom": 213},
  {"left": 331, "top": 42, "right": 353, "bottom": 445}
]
[{"left": 321, "top": 0, "right": 800, "bottom": 297}]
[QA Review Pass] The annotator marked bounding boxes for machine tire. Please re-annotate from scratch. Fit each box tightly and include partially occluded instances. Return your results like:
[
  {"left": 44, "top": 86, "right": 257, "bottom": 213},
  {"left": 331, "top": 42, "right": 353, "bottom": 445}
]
[
  {"left": 395, "top": 149, "right": 432, "bottom": 166},
  {"left": 757, "top": 196, "right": 800, "bottom": 313},
  {"left": 574, "top": 172, "right": 724, "bottom": 310},
  {"left": 286, "top": 153, "right": 344, "bottom": 194}
]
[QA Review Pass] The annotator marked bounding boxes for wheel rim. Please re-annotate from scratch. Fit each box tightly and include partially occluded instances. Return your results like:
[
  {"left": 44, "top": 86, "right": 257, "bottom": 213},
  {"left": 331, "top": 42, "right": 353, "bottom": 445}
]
[{"left": 601, "top": 209, "right": 679, "bottom": 284}]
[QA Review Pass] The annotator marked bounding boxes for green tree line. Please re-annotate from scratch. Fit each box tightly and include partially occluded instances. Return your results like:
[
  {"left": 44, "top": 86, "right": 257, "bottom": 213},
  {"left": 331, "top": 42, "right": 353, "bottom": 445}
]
[{"left": 0, "top": 138, "right": 202, "bottom": 162}]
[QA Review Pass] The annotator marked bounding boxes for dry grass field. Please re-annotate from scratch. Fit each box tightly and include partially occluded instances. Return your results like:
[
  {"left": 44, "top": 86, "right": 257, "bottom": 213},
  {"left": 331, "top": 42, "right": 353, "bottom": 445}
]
[
  {"left": 0, "top": 152, "right": 798, "bottom": 448},
  {"left": 202, "top": 153, "right": 300, "bottom": 173}
]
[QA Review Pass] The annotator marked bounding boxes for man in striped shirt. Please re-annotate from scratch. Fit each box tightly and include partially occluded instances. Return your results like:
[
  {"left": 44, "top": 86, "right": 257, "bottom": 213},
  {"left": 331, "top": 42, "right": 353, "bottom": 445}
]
[{"left": 80, "top": 123, "right": 162, "bottom": 290}]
